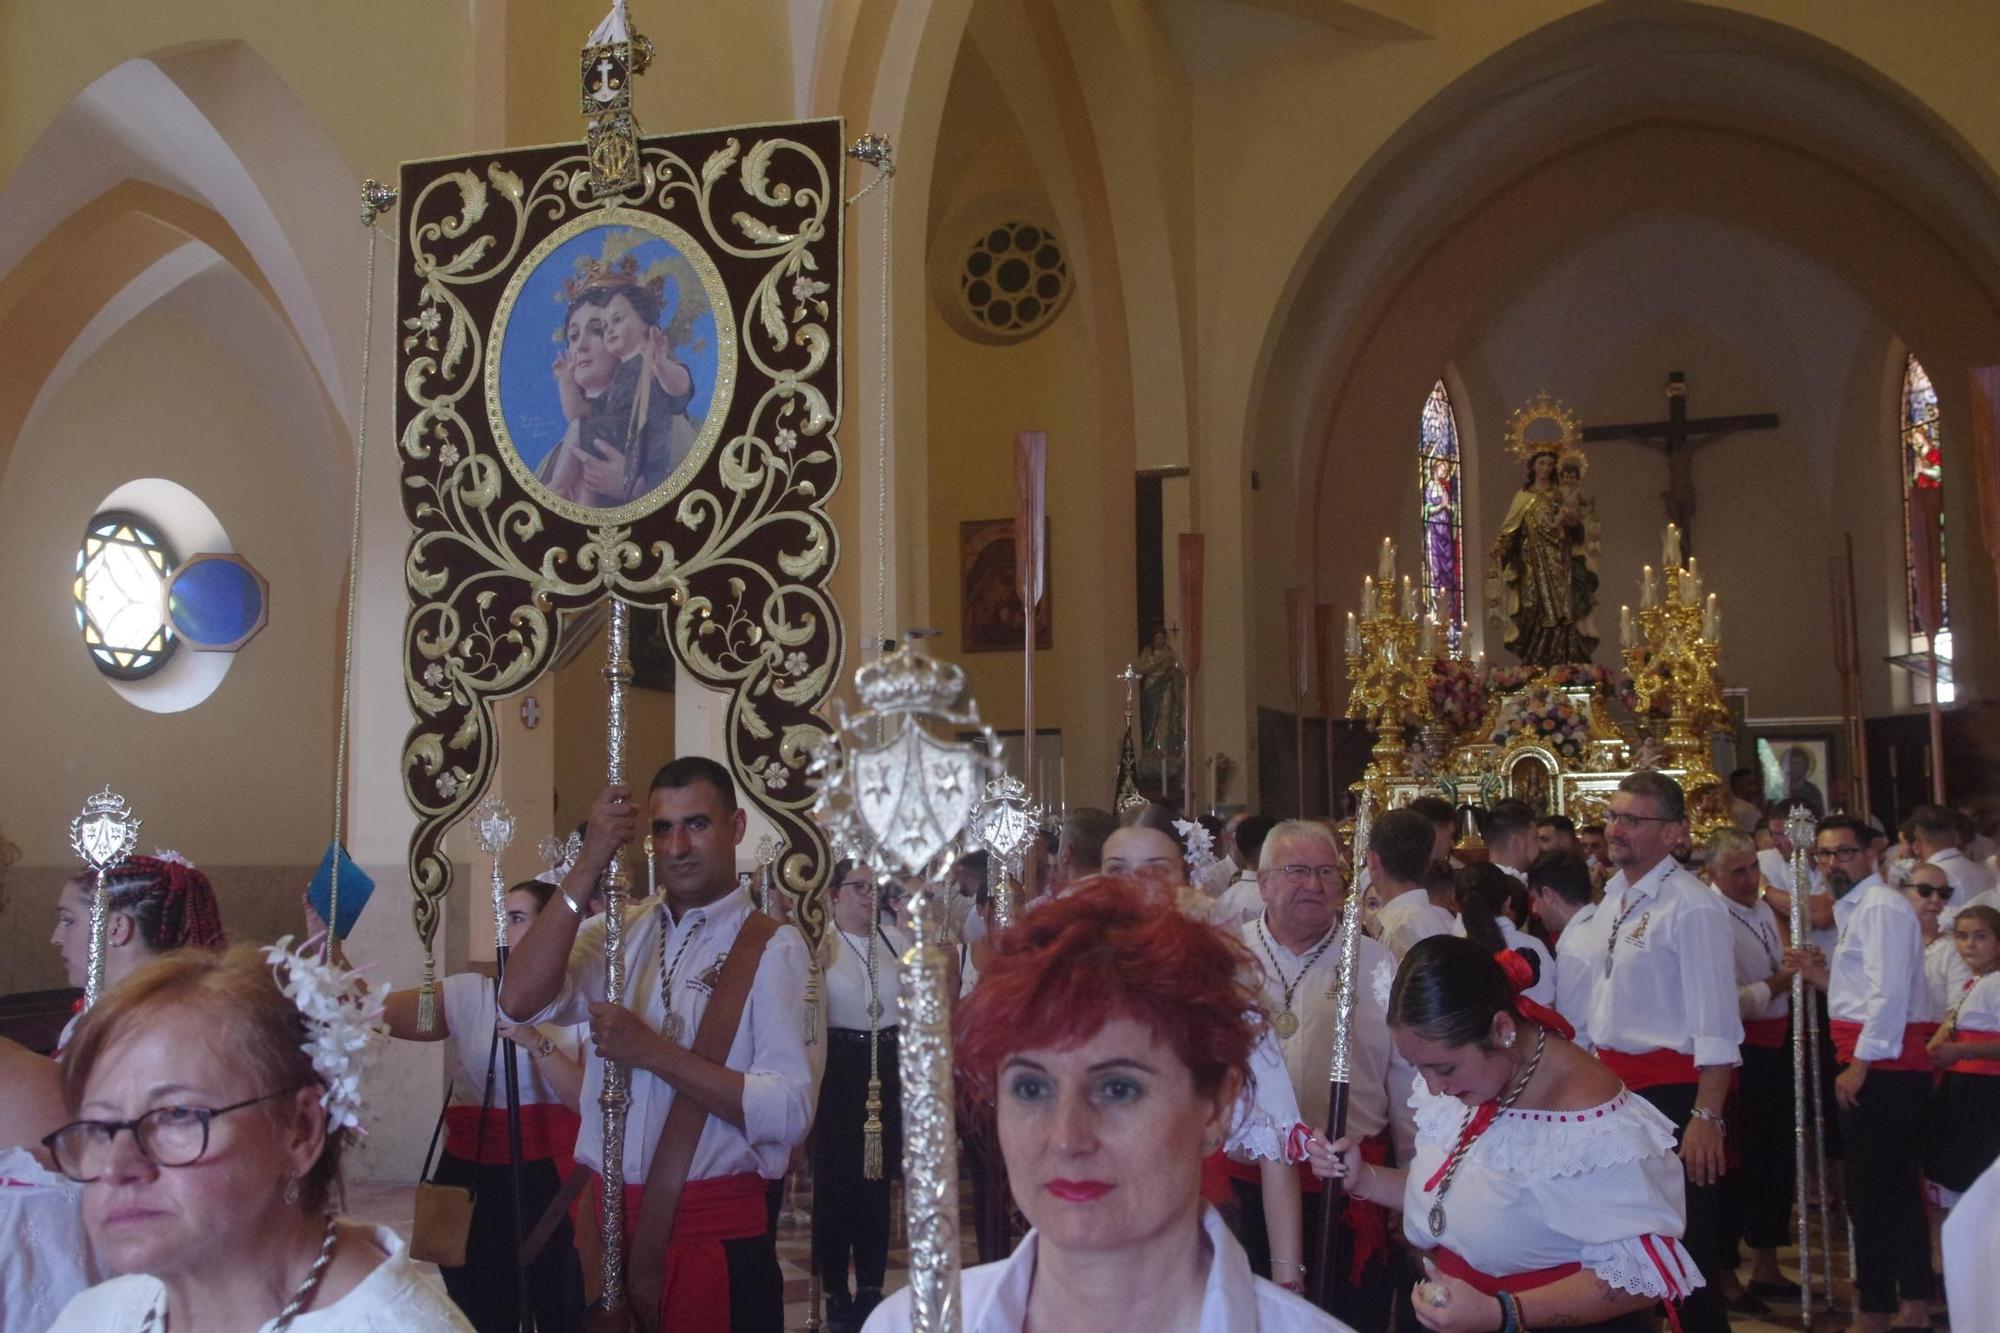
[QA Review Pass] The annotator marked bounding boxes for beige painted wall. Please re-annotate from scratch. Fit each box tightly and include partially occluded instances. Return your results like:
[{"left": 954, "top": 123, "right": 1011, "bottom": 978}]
[{"left": 0, "top": 304, "right": 337, "bottom": 983}]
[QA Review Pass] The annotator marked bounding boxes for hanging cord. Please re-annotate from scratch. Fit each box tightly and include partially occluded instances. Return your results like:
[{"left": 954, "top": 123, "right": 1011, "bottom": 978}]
[
  {"left": 845, "top": 134, "right": 895, "bottom": 656},
  {"left": 326, "top": 179, "right": 396, "bottom": 974},
  {"left": 861, "top": 873, "right": 885, "bottom": 1179}
]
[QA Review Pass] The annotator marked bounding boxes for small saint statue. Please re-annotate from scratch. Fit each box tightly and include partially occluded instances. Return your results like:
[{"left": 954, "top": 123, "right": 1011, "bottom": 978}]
[{"left": 1490, "top": 422, "right": 1601, "bottom": 667}]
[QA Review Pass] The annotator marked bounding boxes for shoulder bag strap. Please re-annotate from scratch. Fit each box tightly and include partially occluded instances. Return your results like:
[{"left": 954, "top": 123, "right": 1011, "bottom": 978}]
[
  {"left": 419, "top": 1001, "right": 502, "bottom": 1181},
  {"left": 624, "top": 911, "right": 780, "bottom": 1329}
]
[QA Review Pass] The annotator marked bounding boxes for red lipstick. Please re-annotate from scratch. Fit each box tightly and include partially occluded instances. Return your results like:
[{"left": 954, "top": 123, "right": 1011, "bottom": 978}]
[{"left": 1045, "top": 1179, "right": 1114, "bottom": 1202}]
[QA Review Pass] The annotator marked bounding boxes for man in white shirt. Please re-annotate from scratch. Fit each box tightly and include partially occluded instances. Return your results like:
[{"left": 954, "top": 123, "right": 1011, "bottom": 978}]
[
  {"left": 1482, "top": 801, "right": 1537, "bottom": 886},
  {"left": 1576, "top": 821, "right": 1612, "bottom": 893},
  {"left": 1232, "top": 820, "right": 1403, "bottom": 1329},
  {"left": 1533, "top": 813, "right": 1579, "bottom": 856},
  {"left": 503, "top": 757, "right": 813, "bottom": 1331},
  {"left": 1805, "top": 815, "right": 1937, "bottom": 1333},
  {"left": 1912, "top": 802, "right": 1998, "bottom": 911},
  {"left": 1584, "top": 771, "right": 1741, "bottom": 1333},
  {"left": 1210, "top": 815, "right": 1278, "bottom": 927},
  {"left": 1045, "top": 805, "right": 1113, "bottom": 900},
  {"left": 1525, "top": 851, "right": 1598, "bottom": 1046},
  {"left": 1705, "top": 830, "right": 1799, "bottom": 1310},
  {"left": 1368, "top": 808, "right": 1456, "bottom": 962}
]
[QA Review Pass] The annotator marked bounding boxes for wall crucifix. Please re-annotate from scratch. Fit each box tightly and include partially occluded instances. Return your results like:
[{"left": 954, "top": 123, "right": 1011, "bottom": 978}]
[{"left": 1580, "top": 370, "right": 1779, "bottom": 553}]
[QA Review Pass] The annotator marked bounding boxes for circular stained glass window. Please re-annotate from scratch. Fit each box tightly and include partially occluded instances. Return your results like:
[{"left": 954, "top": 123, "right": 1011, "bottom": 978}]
[
  {"left": 74, "top": 511, "right": 179, "bottom": 680},
  {"left": 959, "top": 220, "right": 1070, "bottom": 340}
]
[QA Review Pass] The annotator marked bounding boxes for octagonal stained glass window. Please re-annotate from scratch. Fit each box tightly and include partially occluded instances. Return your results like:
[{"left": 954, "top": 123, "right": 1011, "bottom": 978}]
[{"left": 74, "top": 511, "right": 179, "bottom": 680}]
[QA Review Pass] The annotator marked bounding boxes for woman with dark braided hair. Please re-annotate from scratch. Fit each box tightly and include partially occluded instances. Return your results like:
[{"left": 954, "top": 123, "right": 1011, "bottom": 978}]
[{"left": 48, "top": 854, "right": 226, "bottom": 1055}]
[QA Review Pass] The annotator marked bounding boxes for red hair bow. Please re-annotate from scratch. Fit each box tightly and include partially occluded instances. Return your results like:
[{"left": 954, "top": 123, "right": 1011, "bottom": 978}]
[{"left": 1493, "top": 948, "right": 1575, "bottom": 1042}]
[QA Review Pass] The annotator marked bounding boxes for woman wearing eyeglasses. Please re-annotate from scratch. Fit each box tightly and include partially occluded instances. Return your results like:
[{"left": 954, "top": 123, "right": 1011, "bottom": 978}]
[{"left": 42, "top": 947, "right": 471, "bottom": 1332}]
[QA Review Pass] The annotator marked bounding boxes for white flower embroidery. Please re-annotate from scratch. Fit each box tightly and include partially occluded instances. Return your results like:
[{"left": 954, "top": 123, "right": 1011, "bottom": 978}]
[
  {"left": 436, "top": 770, "right": 461, "bottom": 799},
  {"left": 783, "top": 651, "right": 809, "bottom": 677},
  {"left": 423, "top": 662, "right": 446, "bottom": 688},
  {"left": 791, "top": 275, "right": 827, "bottom": 303},
  {"left": 416, "top": 305, "right": 441, "bottom": 333},
  {"left": 774, "top": 427, "right": 797, "bottom": 454},
  {"left": 1173, "top": 818, "right": 1217, "bottom": 877},
  {"left": 1372, "top": 957, "right": 1394, "bottom": 1012},
  {"left": 437, "top": 441, "right": 460, "bottom": 469}
]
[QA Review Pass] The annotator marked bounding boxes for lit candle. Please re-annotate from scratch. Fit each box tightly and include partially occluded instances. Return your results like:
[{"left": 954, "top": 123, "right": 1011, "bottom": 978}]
[
  {"left": 1345, "top": 612, "right": 1360, "bottom": 655},
  {"left": 1663, "top": 523, "right": 1682, "bottom": 569},
  {"left": 1379, "top": 537, "right": 1396, "bottom": 584},
  {"left": 1640, "top": 565, "right": 1656, "bottom": 610},
  {"left": 1620, "top": 604, "right": 1633, "bottom": 649},
  {"left": 1686, "top": 556, "right": 1700, "bottom": 585},
  {"left": 1363, "top": 575, "right": 1375, "bottom": 617},
  {"left": 1419, "top": 616, "right": 1437, "bottom": 658},
  {"left": 1400, "top": 575, "right": 1416, "bottom": 619},
  {"left": 1704, "top": 593, "right": 1719, "bottom": 639},
  {"left": 1683, "top": 568, "right": 1702, "bottom": 608}
]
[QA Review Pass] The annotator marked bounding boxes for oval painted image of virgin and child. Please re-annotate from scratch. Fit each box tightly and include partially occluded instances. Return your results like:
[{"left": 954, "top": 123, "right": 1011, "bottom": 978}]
[{"left": 488, "top": 209, "right": 735, "bottom": 522}]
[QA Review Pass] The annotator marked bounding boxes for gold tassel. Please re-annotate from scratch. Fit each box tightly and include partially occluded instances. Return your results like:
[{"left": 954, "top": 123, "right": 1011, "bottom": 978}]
[
  {"left": 862, "top": 1076, "right": 885, "bottom": 1181},
  {"left": 802, "top": 967, "right": 820, "bottom": 1047},
  {"left": 416, "top": 952, "right": 440, "bottom": 1034}
]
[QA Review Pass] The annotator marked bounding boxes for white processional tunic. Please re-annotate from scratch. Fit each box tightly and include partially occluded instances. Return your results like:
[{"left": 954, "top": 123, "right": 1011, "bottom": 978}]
[
  {"left": 1825, "top": 877, "right": 1935, "bottom": 1061},
  {"left": 860, "top": 1204, "right": 1354, "bottom": 1332},
  {"left": 1714, "top": 890, "right": 1789, "bottom": 1022},
  {"left": 518, "top": 885, "right": 815, "bottom": 1182},
  {"left": 824, "top": 923, "right": 909, "bottom": 1030},
  {"left": 440, "top": 971, "right": 582, "bottom": 1107},
  {"left": 1237, "top": 916, "right": 1404, "bottom": 1146},
  {"left": 1375, "top": 890, "right": 1456, "bottom": 963},
  {"left": 1552, "top": 903, "right": 1601, "bottom": 1049},
  {"left": 1402, "top": 1081, "right": 1702, "bottom": 1301},
  {"left": 1582, "top": 859, "right": 1743, "bottom": 1069}
]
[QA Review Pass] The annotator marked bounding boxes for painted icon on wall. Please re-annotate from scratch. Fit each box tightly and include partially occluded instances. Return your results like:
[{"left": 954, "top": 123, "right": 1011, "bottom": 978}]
[{"left": 960, "top": 518, "right": 1052, "bottom": 653}]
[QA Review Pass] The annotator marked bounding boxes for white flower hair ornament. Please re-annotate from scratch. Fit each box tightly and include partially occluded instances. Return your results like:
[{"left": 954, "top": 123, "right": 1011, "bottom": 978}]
[
  {"left": 262, "top": 936, "right": 388, "bottom": 1138},
  {"left": 153, "top": 848, "right": 194, "bottom": 868},
  {"left": 1173, "top": 818, "right": 1218, "bottom": 878}
]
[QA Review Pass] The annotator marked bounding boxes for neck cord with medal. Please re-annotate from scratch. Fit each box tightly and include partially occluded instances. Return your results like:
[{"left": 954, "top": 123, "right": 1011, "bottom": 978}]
[
  {"left": 656, "top": 906, "right": 702, "bottom": 1044},
  {"left": 1600, "top": 877, "right": 1650, "bottom": 980},
  {"left": 1729, "top": 899, "right": 1781, "bottom": 973},
  {"left": 1255, "top": 916, "right": 1337, "bottom": 1039},
  {"left": 1422, "top": 1022, "right": 1548, "bottom": 1238},
  {"left": 140, "top": 1213, "right": 338, "bottom": 1333}
]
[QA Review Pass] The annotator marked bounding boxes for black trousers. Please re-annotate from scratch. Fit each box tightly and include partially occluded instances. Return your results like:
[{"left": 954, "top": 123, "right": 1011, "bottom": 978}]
[
  {"left": 1634, "top": 1083, "right": 1729, "bottom": 1333},
  {"left": 433, "top": 1152, "right": 585, "bottom": 1333},
  {"left": 716, "top": 1230, "right": 787, "bottom": 1332},
  {"left": 1838, "top": 1066, "right": 1934, "bottom": 1315},
  {"left": 1722, "top": 1041, "right": 1796, "bottom": 1254},
  {"left": 812, "top": 1029, "right": 902, "bottom": 1298},
  {"left": 1228, "top": 1175, "right": 1394, "bottom": 1331}
]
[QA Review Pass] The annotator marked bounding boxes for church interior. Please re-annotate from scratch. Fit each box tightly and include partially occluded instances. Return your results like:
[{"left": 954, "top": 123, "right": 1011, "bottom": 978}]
[{"left": 3, "top": 1, "right": 1999, "bottom": 1328}]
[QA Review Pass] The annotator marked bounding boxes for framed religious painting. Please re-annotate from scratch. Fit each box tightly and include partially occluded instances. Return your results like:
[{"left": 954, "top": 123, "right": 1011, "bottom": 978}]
[
  {"left": 1756, "top": 736, "right": 1832, "bottom": 815},
  {"left": 397, "top": 119, "right": 849, "bottom": 983},
  {"left": 960, "top": 517, "right": 1052, "bottom": 652}
]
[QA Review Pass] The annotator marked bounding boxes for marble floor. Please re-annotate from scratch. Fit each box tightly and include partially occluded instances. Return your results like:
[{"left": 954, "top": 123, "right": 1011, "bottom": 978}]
[{"left": 346, "top": 1175, "right": 1942, "bottom": 1331}]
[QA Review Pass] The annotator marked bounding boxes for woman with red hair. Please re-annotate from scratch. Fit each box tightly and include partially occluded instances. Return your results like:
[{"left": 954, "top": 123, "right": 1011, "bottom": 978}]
[
  {"left": 864, "top": 878, "right": 1346, "bottom": 1332},
  {"left": 1306, "top": 935, "right": 1700, "bottom": 1331}
]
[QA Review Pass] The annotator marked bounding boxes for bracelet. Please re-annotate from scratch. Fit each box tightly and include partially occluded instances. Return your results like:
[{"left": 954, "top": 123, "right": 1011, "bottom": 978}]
[
  {"left": 561, "top": 887, "right": 585, "bottom": 917},
  {"left": 1496, "top": 1290, "right": 1521, "bottom": 1333},
  {"left": 1690, "top": 1105, "right": 1724, "bottom": 1126},
  {"left": 535, "top": 1036, "right": 555, "bottom": 1059},
  {"left": 1271, "top": 1258, "right": 1306, "bottom": 1275}
]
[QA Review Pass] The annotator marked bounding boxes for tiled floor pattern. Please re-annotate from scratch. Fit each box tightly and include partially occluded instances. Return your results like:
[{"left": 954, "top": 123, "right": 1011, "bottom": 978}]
[{"left": 348, "top": 1175, "right": 1946, "bottom": 1330}]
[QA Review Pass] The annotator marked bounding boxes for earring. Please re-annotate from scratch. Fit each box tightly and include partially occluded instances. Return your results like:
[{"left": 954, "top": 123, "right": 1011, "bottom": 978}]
[
  {"left": 1501, "top": 1030, "right": 1517, "bottom": 1049},
  {"left": 282, "top": 1175, "right": 301, "bottom": 1206}
]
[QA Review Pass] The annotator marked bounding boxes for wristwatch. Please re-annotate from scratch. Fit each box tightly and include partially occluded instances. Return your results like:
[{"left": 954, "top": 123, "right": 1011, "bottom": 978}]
[
  {"left": 535, "top": 1036, "right": 555, "bottom": 1059},
  {"left": 1690, "top": 1105, "right": 1724, "bottom": 1126}
]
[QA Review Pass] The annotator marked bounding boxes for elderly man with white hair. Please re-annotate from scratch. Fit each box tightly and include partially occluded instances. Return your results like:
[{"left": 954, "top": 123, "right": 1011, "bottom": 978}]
[{"left": 1225, "top": 819, "right": 1408, "bottom": 1331}]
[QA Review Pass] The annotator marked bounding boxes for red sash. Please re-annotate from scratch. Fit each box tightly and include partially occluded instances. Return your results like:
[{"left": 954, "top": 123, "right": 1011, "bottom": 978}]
[
  {"left": 1828, "top": 1019, "right": 1938, "bottom": 1073},
  {"left": 1595, "top": 1046, "right": 1696, "bottom": 1090},
  {"left": 603, "top": 1172, "right": 768, "bottom": 1333},
  {"left": 443, "top": 1104, "right": 581, "bottom": 1164},
  {"left": 1220, "top": 1132, "right": 1392, "bottom": 1284},
  {"left": 1741, "top": 1017, "right": 1789, "bottom": 1050},
  {"left": 1947, "top": 1028, "right": 2000, "bottom": 1076},
  {"left": 1432, "top": 1239, "right": 1692, "bottom": 1333}
]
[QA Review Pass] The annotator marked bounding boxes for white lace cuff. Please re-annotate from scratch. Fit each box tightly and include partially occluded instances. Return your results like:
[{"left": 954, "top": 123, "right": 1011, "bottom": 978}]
[{"left": 1581, "top": 1235, "right": 1704, "bottom": 1300}]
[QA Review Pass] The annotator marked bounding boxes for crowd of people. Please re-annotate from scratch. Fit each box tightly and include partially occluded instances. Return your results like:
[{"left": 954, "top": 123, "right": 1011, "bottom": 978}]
[{"left": 3, "top": 764, "right": 1998, "bottom": 1332}]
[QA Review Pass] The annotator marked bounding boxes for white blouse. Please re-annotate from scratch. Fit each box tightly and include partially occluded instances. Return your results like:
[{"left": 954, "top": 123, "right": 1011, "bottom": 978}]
[
  {"left": 1926, "top": 935, "right": 1974, "bottom": 1020},
  {"left": 0, "top": 1147, "right": 97, "bottom": 1333},
  {"left": 1226, "top": 1026, "right": 1309, "bottom": 1163},
  {"left": 861, "top": 1204, "right": 1353, "bottom": 1332},
  {"left": 440, "top": 971, "right": 580, "bottom": 1107},
  {"left": 824, "top": 924, "right": 910, "bottom": 1030},
  {"left": 1947, "top": 971, "right": 2000, "bottom": 1032},
  {"left": 1401, "top": 1081, "right": 1702, "bottom": 1301},
  {"left": 46, "top": 1225, "right": 472, "bottom": 1331}
]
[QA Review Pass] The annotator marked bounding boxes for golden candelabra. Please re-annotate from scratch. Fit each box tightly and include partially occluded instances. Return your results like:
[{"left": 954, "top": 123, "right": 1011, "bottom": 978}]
[
  {"left": 1619, "top": 523, "right": 1728, "bottom": 827},
  {"left": 1344, "top": 538, "right": 1437, "bottom": 784}
]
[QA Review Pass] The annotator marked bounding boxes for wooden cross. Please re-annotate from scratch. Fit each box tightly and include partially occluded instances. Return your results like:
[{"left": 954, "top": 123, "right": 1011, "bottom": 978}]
[{"left": 1580, "top": 371, "right": 1779, "bottom": 554}]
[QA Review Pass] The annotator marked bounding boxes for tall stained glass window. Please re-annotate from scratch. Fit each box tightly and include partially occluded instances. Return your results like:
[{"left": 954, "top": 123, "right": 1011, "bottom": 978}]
[
  {"left": 1901, "top": 354, "right": 1951, "bottom": 702},
  {"left": 1418, "top": 379, "right": 1464, "bottom": 647}
]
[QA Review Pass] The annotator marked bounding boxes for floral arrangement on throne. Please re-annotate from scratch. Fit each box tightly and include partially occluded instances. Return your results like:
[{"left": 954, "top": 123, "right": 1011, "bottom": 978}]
[{"left": 1488, "top": 684, "right": 1591, "bottom": 761}]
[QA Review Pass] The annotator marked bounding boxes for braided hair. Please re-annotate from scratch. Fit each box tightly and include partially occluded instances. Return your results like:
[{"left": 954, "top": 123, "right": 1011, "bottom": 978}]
[{"left": 99, "top": 855, "right": 227, "bottom": 953}]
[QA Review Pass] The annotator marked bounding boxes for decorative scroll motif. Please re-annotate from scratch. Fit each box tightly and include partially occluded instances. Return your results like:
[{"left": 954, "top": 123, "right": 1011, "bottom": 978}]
[{"left": 398, "top": 120, "right": 847, "bottom": 972}]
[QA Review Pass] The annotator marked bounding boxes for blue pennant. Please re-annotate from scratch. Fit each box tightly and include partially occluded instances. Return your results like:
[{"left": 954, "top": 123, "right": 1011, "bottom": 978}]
[{"left": 307, "top": 842, "right": 375, "bottom": 940}]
